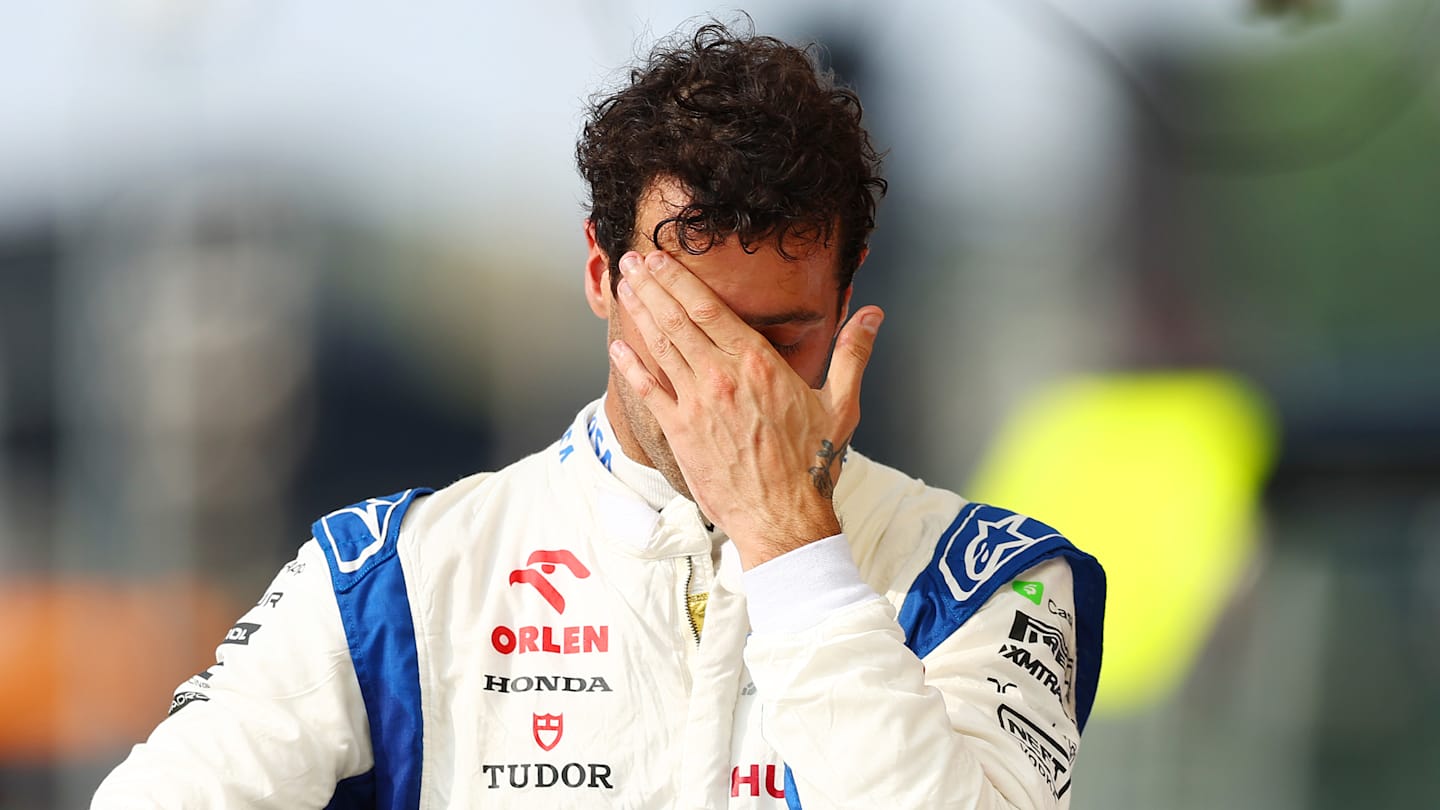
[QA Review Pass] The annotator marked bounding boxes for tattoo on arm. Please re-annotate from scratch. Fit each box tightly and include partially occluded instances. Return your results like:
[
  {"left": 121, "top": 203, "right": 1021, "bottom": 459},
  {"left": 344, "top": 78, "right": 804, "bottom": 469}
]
[{"left": 808, "top": 439, "right": 841, "bottom": 498}]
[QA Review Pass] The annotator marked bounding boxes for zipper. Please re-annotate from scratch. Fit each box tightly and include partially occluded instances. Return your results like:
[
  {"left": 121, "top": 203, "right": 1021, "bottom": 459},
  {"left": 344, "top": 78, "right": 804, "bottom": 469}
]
[{"left": 683, "top": 555, "right": 701, "bottom": 647}]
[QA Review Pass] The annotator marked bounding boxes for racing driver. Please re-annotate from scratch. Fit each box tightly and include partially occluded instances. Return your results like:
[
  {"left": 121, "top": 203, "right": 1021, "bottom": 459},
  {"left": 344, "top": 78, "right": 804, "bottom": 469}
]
[{"left": 94, "top": 20, "right": 1105, "bottom": 810}]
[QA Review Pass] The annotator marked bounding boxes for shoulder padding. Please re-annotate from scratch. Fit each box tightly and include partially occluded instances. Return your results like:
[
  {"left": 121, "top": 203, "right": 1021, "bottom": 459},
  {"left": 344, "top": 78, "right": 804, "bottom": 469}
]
[
  {"left": 896, "top": 502, "right": 1106, "bottom": 732},
  {"left": 311, "top": 488, "right": 434, "bottom": 593},
  {"left": 311, "top": 488, "right": 434, "bottom": 810}
]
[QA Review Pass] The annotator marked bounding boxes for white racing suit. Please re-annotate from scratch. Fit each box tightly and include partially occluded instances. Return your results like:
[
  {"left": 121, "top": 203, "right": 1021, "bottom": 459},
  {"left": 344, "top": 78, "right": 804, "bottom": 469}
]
[{"left": 94, "top": 398, "right": 1105, "bottom": 809}]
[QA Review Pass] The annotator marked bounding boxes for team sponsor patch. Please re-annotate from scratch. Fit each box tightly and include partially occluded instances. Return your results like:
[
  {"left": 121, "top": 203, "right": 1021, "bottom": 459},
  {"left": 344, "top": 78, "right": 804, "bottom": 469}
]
[
  {"left": 484, "top": 674, "right": 612, "bottom": 694},
  {"left": 999, "top": 643, "right": 1071, "bottom": 714},
  {"left": 1012, "top": 581, "right": 1044, "bottom": 605},
  {"left": 586, "top": 415, "right": 613, "bottom": 472},
  {"left": 1047, "top": 598, "right": 1074, "bottom": 626},
  {"left": 558, "top": 427, "right": 576, "bottom": 463},
  {"left": 221, "top": 622, "right": 261, "bottom": 646},
  {"left": 168, "top": 691, "right": 209, "bottom": 716},
  {"left": 997, "top": 704, "right": 1072, "bottom": 798},
  {"left": 987, "top": 677, "right": 1018, "bottom": 694},
  {"left": 533, "top": 713, "right": 563, "bottom": 752},
  {"left": 480, "top": 762, "right": 614, "bottom": 790},
  {"left": 508, "top": 550, "right": 591, "bottom": 614},
  {"left": 491, "top": 625, "right": 609, "bottom": 655},
  {"left": 1007, "top": 611, "right": 1073, "bottom": 673},
  {"left": 731, "top": 764, "right": 786, "bottom": 799},
  {"left": 257, "top": 591, "right": 283, "bottom": 608}
]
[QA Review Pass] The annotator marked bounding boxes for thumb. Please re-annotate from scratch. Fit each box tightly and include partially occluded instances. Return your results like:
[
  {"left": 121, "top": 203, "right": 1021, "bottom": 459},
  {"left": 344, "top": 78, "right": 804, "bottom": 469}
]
[{"left": 824, "top": 306, "right": 884, "bottom": 414}]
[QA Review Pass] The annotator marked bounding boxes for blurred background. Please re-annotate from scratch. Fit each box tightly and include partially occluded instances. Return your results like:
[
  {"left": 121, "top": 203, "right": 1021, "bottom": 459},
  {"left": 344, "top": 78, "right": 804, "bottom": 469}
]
[{"left": 1, "top": 0, "right": 1436, "bottom": 807}]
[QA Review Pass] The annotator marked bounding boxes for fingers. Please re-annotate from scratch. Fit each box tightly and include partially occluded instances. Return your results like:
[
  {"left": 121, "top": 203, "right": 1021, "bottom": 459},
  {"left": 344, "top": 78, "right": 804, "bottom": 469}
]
[
  {"left": 616, "top": 259, "right": 696, "bottom": 384},
  {"left": 823, "top": 306, "right": 884, "bottom": 423},
  {"left": 609, "top": 339, "right": 677, "bottom": 418},
  {"left": 625, "top": 251, "right": 754, "bottom": 355}
]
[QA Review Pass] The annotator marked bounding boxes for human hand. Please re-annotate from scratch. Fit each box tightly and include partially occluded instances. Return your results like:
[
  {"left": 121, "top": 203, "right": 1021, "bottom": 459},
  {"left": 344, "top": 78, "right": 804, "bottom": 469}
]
[{"left": 607, "top": 250, "right": 883, "bottom": 568}]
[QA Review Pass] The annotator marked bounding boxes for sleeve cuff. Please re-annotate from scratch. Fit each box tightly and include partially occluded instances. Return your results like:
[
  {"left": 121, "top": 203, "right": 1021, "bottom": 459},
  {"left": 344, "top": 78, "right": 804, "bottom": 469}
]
[{"left": 742, "top": 533, "right": 881, "bottom": 634}]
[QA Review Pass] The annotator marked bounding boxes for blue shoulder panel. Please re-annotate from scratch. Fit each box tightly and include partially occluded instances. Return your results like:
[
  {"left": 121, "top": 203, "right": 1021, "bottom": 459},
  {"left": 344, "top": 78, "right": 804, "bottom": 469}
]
[
  {"left": 313, "top": 488, "right": 434, "bottom": 810},
  {"left": 784, "top": 503, "right": 1106, "bottom": 809},
  {"left": 895, "top": 502, "right": 1106, "bottom": 732}
]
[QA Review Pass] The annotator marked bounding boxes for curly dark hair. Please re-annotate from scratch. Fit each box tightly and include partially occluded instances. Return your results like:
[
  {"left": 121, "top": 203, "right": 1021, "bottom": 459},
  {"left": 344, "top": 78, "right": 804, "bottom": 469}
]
[{"left": 577, "top": 19, "right": 886, "bottom": 297}]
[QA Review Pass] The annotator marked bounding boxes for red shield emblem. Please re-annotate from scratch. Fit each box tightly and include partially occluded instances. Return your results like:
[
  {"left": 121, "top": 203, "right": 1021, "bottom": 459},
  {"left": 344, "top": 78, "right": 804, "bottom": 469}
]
[{"left": 533, "top": 713, "right": 563, "bottom": 751}]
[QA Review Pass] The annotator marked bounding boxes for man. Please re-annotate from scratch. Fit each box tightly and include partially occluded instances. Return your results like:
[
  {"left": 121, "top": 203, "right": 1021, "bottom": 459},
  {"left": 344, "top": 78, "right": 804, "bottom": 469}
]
[{"left": 94, "top": 20, "right": 1104, "bottom": 810}]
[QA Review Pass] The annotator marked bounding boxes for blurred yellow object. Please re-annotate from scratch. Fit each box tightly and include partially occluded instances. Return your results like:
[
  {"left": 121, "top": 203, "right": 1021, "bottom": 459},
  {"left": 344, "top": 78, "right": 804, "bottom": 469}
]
[{"left": 969, "top": 372, "right": 1275, "bottom": 715}]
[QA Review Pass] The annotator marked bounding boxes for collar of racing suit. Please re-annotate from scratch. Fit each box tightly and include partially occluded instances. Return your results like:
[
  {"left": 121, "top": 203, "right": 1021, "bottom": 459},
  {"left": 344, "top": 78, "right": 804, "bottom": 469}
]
[
  {"left": 571, "top": 398, "right": 726, "bottom": 564},
  {"left": 566, "top": 397, "right": 876, "bottom": 571},
  {"left": 590, "top": 397, "right": 680, "bottom": 512}
]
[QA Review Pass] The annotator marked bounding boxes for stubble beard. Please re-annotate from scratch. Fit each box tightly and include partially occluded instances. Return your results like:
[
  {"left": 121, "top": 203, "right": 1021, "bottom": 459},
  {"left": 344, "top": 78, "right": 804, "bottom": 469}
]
[{"left": 606, "top": 321, "right": 696, "bottom": 502}]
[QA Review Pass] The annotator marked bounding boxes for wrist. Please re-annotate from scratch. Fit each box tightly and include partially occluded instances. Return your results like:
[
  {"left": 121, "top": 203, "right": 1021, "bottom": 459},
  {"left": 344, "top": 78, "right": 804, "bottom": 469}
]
[{"left": 733, "top": 509, "right": 841, "bottom": 570}]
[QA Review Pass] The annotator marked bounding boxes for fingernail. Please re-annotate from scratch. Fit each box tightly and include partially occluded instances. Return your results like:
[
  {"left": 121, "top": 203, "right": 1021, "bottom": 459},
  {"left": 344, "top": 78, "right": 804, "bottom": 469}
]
[
  {"left": 609, "top": 340, "right": 627, "bottom": 360},
  {"left": 646, "top": 252, "right": 666, "bottom": 271},
  {"left": 860, "top": 312, "right": 883, "bottom": 333},
  {"left": 620, "top": 253, "right": 640, "bottom": 275},
  {"left": 618, "top": 278, "right": 634, "bottom": 298}
]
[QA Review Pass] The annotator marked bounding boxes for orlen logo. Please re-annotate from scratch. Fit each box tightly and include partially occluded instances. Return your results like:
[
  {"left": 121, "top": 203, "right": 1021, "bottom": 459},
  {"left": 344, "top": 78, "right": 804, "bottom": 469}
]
[
  {"left": 509, "top": 550, "right": 591, "bottom": 613},
  {"left": 491, "top": 625, "right": 608, "bottom": 655}
]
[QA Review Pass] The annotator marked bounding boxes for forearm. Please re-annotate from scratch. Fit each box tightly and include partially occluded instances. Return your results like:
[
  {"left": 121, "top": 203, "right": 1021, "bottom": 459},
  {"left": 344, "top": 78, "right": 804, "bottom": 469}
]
[{"left": 743, "top": 546, "right": 1076, "bottom": 809}]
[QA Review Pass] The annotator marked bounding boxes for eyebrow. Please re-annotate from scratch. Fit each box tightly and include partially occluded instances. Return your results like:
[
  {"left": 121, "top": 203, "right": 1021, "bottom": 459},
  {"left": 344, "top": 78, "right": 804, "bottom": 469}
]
[{"left": 740, "top": 309, "right": 827, "bottom": 329}]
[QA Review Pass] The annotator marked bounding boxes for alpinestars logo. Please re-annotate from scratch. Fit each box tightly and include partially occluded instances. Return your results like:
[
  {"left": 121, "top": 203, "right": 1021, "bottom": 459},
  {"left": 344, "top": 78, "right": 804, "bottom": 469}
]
[
  {"left": 510, "top": 550, "right": 591, "bottom": 613},
  {"left": 533, "top": 713, "right": 564, "bottom": 751},
  {"left": 938, "top": 506, "right": 1061, "bottom": 601}
]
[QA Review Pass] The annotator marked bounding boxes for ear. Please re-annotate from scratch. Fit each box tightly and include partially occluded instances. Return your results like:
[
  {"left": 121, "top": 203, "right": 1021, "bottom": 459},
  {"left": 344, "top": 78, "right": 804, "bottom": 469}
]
[{"left": 583, "top": 219, "right": 611, "bottom": 320}]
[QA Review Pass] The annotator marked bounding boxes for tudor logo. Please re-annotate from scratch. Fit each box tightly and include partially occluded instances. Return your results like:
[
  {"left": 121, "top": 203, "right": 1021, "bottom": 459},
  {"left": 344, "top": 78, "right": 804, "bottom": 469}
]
[
  {"left": 533, "top": 713, "right": 564, "bottom": 751},
  {"left": 938, "top": 506, "right": 1061, "bottom": 601},
  {"left": 509, "top": 550, "right": 591, "bottom": 613},
  {"left": 318, "top": 490, "right": 415, "bottom": 574}
]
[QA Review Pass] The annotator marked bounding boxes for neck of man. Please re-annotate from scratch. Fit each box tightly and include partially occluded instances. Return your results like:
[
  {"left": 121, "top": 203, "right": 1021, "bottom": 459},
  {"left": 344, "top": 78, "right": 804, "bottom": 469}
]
[{"left": 598, "top": 386, "right": 681, "bottom": 512}]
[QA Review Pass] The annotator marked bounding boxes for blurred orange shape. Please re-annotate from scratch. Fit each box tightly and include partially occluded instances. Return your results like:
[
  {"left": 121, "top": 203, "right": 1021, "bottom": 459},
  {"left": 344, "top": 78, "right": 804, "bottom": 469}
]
[{"left": 0, "top": 577, "right": 237, "bottom": 760}]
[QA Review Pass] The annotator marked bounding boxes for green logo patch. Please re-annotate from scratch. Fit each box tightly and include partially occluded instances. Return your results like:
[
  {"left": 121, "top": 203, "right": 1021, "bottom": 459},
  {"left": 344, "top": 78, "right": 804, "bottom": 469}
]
[{"left": 1012, "top": 581, "right": 1044, "bottom": 605}]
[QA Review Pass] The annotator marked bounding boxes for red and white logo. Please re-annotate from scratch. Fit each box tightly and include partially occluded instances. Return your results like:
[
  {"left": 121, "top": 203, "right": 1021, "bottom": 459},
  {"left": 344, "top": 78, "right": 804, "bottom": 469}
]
[
  {"left": 491, "top": 624, "right": 609, "bottom": 655},
  {"left": 509, "top": 550, "right": 591, "bottom": 613},
  {"left": 533, "top": 713, "right": 564, "bottom": 752}
]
